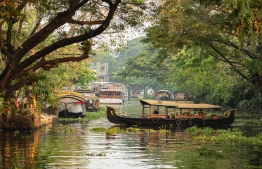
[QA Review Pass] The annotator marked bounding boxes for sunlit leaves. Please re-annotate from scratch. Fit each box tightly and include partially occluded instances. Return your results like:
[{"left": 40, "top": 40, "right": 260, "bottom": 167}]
[
  {"left": 142, "top": 0, "right": 262, "bottom": 109},
  {"left": 197, "top": 0, "right": 262, "bottom": 44}
]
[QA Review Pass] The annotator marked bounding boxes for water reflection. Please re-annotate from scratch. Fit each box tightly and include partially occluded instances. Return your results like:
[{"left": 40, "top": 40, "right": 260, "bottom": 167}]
[
  {"left": 1, "top": 129, "right": 41, "bottom": 169},
  {"left": 0, "top": 102, "right": 262, "bottom": 168}
]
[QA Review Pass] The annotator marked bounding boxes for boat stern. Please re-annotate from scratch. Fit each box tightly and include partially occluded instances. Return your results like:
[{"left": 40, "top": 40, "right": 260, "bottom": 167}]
[
  {"left": 106, "top": 106, "right": 117, "bottom": 116},
  {"left": 224, "top": 109, "right": 236, "bottom": 119}
]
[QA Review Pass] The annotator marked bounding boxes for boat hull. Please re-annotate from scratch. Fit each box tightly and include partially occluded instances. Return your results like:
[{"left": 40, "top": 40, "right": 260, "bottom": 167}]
[
  {"left": 58, "top": 110, "right": 86, "bottom": 118},
  {"left": 106, "top": 106, "right": 235, "bottom": 129}
]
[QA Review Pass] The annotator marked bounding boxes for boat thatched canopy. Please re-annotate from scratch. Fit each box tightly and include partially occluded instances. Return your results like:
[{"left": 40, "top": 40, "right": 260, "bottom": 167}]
[
  {"left": 140, "top": 99, "right": 222, "bottom": 110},
  {"left": 140, "top": 99, "right": 178, "bottom": 107},
  {"left": 60, "top": 94, "right": 86, "bottom": 103}
]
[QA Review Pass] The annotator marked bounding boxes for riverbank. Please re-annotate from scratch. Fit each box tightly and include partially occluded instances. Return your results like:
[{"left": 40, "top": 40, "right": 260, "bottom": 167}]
[{"left": 41, "top": 114, "right": 58, "bottom": 126}]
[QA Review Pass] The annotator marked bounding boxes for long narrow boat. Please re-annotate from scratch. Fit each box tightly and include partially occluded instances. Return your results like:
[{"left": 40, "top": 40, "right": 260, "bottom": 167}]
[{"left": 106, "top": 99, "right": 236, "bottom": 128}]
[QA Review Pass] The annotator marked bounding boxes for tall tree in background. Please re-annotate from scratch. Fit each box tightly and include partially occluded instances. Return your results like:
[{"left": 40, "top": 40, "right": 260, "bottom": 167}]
[
  {"left": 0, "top": 0, "right": 153, "bottom": 129},
  {"left": 145, "top": 0, "right": 262, "bottom": 88},
  {"left": 143, "top": 0, "right": 262, "bottom": 110}
]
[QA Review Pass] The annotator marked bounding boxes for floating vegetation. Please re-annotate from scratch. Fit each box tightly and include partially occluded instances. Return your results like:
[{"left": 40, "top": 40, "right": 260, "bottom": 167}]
[
  {"left": 91, "top": 126, "right": 170, "bottom": 136},
  {"left": 186, "top": 126, "right": 262, "bottom": 145},
  {"left": 126, "top": 127, "right": 141, "bottom": 133},
  {"left": 91, "top": 127, "right": 108, "bottom": 132},
  {"left": 61, "top": 125, "right": 76, "bottom": 133},
  {"left": 147, "top": 127, "right": 170, "bottom": 134},
  {"left": 91, "top": 127, "right": 133, "bottom": 134},
  {"left": 159, "top": 126, "right": 170, "bottom": 133},
  {"left": 91, "top": 127, "right": 124, "bottom": 135},
  {"left": 86, "top": 152, "right": 106, "bottom": 156},
  {"left": 106, "top": 127, "right": 124, "bottom": 135},
  {"left": 196, "top": 147, "right": 224, "bottom": 159}
]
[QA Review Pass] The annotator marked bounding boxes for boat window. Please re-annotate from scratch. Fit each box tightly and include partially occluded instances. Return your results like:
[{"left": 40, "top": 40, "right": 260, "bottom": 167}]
[
  {"left": 174, "top": 108, "right": 192, "bottom": 115},
  {"left": 153, "top": 109, "right": 159, "bottom": 114},
  {"left": 167, "top": 107, "right": 174, "bottom": 115}
]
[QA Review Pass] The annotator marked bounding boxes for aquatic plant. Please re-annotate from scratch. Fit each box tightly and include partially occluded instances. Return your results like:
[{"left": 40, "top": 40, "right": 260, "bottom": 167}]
[
  {"left": 106, "top": 127, "right": 125, "bottom": 135},
  {"left": 86, "top": 152, "right": 106, "bottom": 156},
  {"left": 186, "top": 127, "right": 262, "bottom": 146},
  {"left": 149, "top": 128, "right": 157, "bottom": 133},
  {"left": 126, "top": 127, "right": 141, "bottom": 133},
  {"left": 196, "top": 147, "right": 224, "bottom": 159},
  {"left": 91, "top": 126, "right": 172, "bottom": 136},
  {"left": 62, "top": 125, "right": 76, "bottom": 133},
  {"left": 91, "top": 127, "right": 125, "bottom": 135},
  {"left": 91, "top": 127, "right": 108, "bottom": 132},
  {"left": 158, "top": 126, "right": 170, "bottom": 134}
]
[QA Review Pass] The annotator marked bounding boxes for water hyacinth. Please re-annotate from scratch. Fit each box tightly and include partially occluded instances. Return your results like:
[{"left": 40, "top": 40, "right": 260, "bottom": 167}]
[{"left": 186, "top": 126, "right": 262, "bottom": 146}]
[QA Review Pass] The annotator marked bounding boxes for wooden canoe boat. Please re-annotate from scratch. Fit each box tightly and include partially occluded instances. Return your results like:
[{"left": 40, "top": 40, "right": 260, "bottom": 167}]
[{"left": 106, "top": 99, "right": 236, "bottom": 128}]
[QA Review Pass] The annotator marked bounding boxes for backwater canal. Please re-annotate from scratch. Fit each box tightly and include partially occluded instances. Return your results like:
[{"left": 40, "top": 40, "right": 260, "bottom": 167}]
[{"left": 0, "top": 100, "right": 262, "bottom": 169}]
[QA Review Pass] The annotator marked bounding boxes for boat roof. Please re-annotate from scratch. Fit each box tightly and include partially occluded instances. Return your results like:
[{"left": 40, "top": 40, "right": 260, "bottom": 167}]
[
  {"left": 140, "top": 99, "right": 222, "bottom": 110},
  {"left": 60, "top": 94, "right": 86, "bottom": 103},
  {"left": 140, "top": 99, "right": 178, "bottom": 107},
  {"left": 100, "top": 89, "right": 122, "bottom": 92},
  {"left": 175, "top": 103, "right": 222, "bottom": 110}
]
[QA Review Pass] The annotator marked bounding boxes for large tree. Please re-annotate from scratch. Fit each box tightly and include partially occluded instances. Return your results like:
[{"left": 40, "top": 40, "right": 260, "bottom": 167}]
[
  {"left": 140, "top": 0, "right": 262, "bottom": 110},
  {"left": 0, "top": 0, "right": 153, "bottom": 129},
  {"left": 144, "top": 0, "right": 262, "bottom": 89}
]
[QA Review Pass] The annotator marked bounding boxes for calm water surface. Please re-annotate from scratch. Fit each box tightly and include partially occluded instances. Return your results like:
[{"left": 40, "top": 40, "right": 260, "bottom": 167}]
[{"left": 0, "top": 100, "right": 262, "bottom": 169}]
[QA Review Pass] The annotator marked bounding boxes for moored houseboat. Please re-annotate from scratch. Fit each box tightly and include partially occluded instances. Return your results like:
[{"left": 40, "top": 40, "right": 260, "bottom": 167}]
[
  {"left": 58, "top": 93, "right": 87, "bottom": 118},
  {"left": 155, "top": 90, "right": 170, "bottom": 100},
  {"left": 106, "top": 99, "right": 236, "bottom": 129},
  {"left": 94, "top": 82, "right": 124, "bottom": 105}
]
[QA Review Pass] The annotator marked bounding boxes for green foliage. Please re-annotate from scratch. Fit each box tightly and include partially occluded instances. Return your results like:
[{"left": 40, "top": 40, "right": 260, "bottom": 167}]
[
  {"left": 110, "top": 37, "right": 148, "bottom": 82},
  {"left": 0, "top": 0, "right": 155, "bottom": 122},
  {"left": 142, "top": 0, "right": 262, "bottom": 110},
  {"left": 45, "top": 93, "right": 60, "bottom": 108},
  {"left": 113, "top": 38, "right": 175, "bottom": 90},
  {"left": 198, "top": 0, "right": 262, "bottom": 43},
  {"left": 0, "top": 97, "right": 5, "bottom": 112},
  {"left": 33, "top": 58, "right": 96, "bottom": 106}
]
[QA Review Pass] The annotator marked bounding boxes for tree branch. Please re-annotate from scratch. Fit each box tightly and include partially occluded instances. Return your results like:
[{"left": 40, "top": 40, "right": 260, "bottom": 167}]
[
  {"left": 213, "top": 39, "right": 258, "bottom": 60},
  {"left": 15, "top": 0, "right": 120, "bottom": 74},
  {"left": 210, "top": 44, "right": 250, "bottom": 81}
]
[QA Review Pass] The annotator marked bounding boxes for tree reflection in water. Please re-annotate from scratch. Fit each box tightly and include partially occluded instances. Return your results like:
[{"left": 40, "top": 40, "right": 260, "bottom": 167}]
[{"left": 0, "top": 107, "right": 262, "bottom": 168}]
